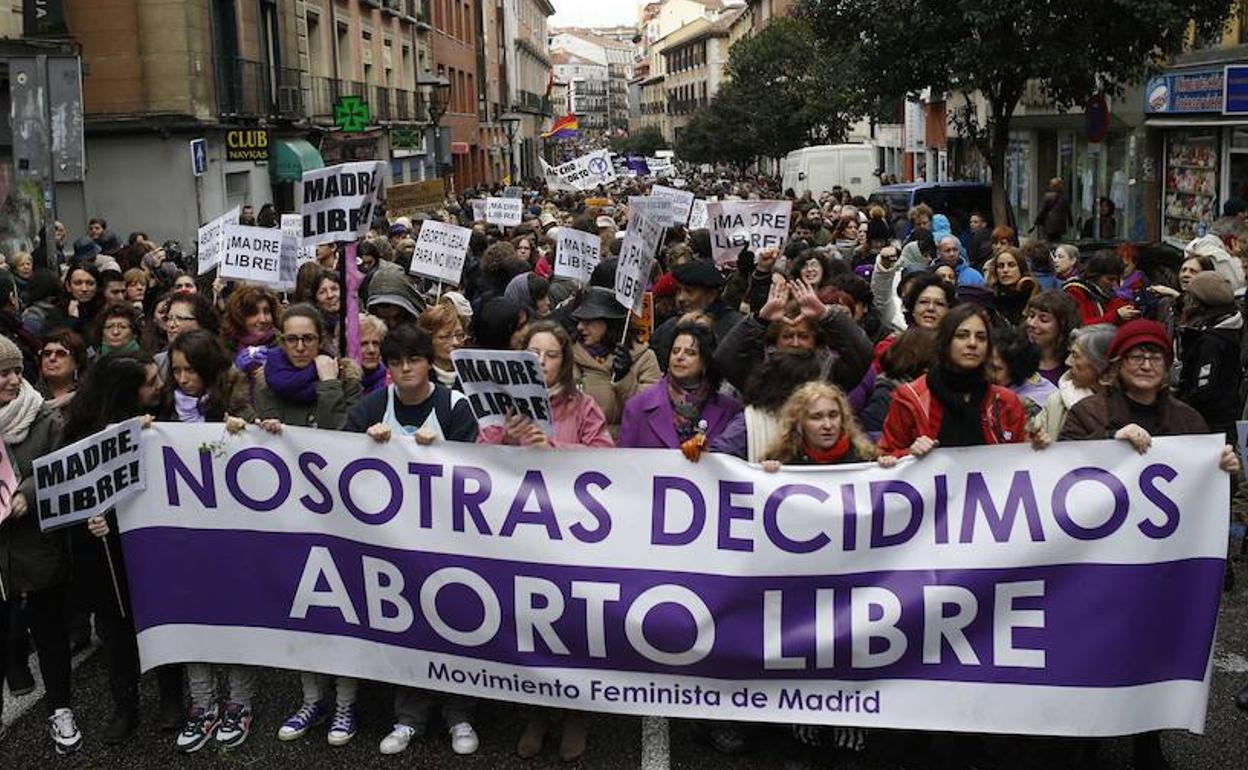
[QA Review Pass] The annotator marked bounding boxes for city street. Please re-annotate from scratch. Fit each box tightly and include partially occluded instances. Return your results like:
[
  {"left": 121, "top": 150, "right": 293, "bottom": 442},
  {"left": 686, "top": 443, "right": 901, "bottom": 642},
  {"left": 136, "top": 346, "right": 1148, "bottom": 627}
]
[{"left": 4, "top": 554, "right": 1248, "bottom": 769}]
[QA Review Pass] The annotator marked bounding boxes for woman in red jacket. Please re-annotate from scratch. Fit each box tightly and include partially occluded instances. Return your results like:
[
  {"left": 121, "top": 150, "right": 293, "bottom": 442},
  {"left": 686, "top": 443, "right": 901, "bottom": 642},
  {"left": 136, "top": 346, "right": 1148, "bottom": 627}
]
[
  {"left": 878, "top": 303, "right": 1028, "bottom": 459},
  {"left": 1062, "top": 250, "right": 1140, "bottom": 326}
]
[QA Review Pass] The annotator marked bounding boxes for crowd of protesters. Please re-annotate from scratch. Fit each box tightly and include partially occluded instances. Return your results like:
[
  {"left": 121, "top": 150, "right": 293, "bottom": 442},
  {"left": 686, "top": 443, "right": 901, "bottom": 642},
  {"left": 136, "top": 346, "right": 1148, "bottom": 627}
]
[{"left": 0, "top": 166, "right": 1244, "bottom": 770}]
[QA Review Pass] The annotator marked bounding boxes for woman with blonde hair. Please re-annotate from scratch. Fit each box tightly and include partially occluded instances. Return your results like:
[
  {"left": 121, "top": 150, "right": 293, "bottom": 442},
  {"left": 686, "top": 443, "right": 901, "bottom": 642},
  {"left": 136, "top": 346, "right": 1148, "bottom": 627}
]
[
  {"left": 416, "top": 302, "right": 467, "bottom": 388},
  {"left": 761, "top": 381, "right": 876, "bottom": 469}
]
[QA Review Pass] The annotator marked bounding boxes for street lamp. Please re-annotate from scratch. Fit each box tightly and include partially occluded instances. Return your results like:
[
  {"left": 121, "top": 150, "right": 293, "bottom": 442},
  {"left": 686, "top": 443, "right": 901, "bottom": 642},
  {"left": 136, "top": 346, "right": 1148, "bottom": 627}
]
[
  {"left": 499, "top": 111, "right": 523, "bottom": 184},
  {"left": 417, "top": 70, "right": 452, "bottom": 179}
]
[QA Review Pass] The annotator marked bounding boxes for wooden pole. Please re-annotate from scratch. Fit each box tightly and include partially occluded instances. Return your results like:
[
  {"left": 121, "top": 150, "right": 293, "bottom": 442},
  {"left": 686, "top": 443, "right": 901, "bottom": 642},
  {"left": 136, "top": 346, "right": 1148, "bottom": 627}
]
[{"left": 102, "top": 536, "right": 126, "bottom": 620}]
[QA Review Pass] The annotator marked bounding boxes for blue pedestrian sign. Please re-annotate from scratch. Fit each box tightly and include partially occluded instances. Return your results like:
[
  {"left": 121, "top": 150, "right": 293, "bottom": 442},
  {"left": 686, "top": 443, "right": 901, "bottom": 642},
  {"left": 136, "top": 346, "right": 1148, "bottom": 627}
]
[{"left": 190, "top": 138, "right": 207, "bottom": 177}]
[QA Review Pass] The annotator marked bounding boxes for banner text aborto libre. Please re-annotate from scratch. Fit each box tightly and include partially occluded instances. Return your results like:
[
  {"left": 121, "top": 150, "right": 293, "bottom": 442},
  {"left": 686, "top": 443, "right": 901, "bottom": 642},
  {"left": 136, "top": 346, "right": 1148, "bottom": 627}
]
[{"left": 118, "top": 426, "right": 1226, "bottom": 737}]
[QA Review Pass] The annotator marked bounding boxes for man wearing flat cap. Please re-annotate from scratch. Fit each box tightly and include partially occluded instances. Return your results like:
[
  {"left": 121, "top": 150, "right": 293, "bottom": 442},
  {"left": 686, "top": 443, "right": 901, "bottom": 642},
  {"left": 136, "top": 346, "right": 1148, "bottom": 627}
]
[{"left": 649, "top": 259, "right": 743, "bottom": 372}]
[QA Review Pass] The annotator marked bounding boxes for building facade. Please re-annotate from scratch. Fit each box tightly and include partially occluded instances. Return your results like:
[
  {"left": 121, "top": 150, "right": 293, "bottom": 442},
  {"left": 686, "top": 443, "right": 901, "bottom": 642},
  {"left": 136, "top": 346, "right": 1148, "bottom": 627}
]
[
  {"left": 552, "top": 50, "right": 609, "bottom": 136},
  {"left": 504, "top": 0, "right": 555, "bottom": 181}
]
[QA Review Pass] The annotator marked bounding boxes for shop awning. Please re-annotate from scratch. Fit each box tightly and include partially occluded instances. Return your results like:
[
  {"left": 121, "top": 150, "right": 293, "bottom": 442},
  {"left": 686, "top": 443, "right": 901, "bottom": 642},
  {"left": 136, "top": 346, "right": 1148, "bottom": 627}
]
[
  {"left": 1144, "top": 116, "right": 1247, "bottom": 128},
  {"left": 270, "top": 139, "right": 324, "bottom": 182}
]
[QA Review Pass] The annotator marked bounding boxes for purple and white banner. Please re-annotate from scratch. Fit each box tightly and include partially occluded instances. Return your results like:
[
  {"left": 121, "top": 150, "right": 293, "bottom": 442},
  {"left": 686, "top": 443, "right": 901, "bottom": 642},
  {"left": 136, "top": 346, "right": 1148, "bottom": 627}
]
[{"left": 117, "top": 427, "right": 1227, "bottom": 736}]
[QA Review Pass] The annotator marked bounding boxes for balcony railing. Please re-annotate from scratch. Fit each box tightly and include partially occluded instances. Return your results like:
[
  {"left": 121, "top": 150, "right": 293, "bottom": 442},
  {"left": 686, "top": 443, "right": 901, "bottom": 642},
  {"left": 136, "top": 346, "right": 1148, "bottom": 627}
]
[
  {"left": 215, "top": 59, "right": 304, "bottom": 120},
  {"left": 308, "top": 76, "right": 428, "bottom": 125},
  {"left": 516, "top": 89, "right": 552, "bottom": 116}
]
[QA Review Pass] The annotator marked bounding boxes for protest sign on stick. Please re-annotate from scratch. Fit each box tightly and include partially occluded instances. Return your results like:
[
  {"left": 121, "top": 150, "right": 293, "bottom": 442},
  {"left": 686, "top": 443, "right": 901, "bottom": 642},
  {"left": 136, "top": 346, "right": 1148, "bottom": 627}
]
[
  {"left": 35, "top": 418, "right": 146, "bottom": 533},
  {"left": 218, "top": 224, "right": 284, "bottom": 287},
  {"left": 615, "top": 202, "right": 664, "bottom": 318},
  {"left": 196, "top": 206, "right": 241, "bottom": 275},
  {"left": 451, "top": 350, "right": 553, "bottom": 435},
  {"left": 705, "top": 200, "right": 792, "bottom": 266},
  {"left": 485, "top": 197, "right": 523, "bottom": 227},
  {"left": 409, "top": 220, "right": 472, "bottom": 286},
  {"left": 299, "top": 161, "right": 386, "bottom": 246},
  {"left": 555, "top": 229, "right": 602, "bottom": 284},
  {"left": 651, "top": 184, "right": 696, "bottom": 226}
]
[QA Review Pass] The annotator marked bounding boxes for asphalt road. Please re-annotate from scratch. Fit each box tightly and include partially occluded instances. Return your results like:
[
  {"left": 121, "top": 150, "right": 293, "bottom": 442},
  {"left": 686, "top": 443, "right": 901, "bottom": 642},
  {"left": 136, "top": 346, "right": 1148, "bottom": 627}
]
[{"left": 3, "top": 557, "right": 1247, "bottom": 769}]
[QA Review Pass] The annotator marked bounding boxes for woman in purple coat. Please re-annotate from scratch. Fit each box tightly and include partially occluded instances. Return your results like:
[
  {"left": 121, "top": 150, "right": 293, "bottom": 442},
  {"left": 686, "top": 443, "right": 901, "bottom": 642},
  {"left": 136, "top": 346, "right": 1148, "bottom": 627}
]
[{"left": 618, "top": 320, "right": 741, "bottom": 450}]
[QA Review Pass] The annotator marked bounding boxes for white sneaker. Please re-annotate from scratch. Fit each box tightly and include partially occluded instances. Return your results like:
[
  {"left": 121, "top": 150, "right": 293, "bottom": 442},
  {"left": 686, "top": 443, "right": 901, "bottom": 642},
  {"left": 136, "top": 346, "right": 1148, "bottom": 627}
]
[
  {"left": 48, "top": 707, "right": 83, "bottom": 755},
  {"left": 379, "top": 723, "right": 417, "bottom": 755},
  {"left": 449, "top": 721, "right": 479, "bottom": 755}
]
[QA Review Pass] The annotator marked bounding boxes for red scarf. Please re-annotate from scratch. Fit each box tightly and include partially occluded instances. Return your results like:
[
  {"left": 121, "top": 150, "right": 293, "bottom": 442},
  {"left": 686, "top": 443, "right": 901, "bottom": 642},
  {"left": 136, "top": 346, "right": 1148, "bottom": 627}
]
[{"left": 802, "top": 432, "right": 851, "bottom": 464}]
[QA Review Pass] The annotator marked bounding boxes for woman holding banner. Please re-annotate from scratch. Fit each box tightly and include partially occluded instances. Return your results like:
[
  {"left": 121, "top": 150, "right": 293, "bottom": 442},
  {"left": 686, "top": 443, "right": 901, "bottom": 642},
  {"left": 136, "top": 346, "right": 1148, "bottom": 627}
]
[
  {"left": 157, "top": 329, "right": 256, "bottom": 751},
  {"left": 619, "top": 320, "right": 740, "bottom": 454},
  {"left": 75, "top": 352, "right": 183, "bottom": 746},
  {"left": 1059, "top": 319, "right": 1240, "bottom": 770},
  {"left": 477, "top": 320, "right": 611, "bottom": 760},
  {"left": 0, "top": 336, "right": 78, "bottom": 754},
  {"left": 878, "top": 304, "right": 1029, "bottom": 459},
  {"left": 253, "top": 304, "right": 363, "bottom": 746},
  {"left": 347, "top": 323, "right": 481, "bottom": 758}
]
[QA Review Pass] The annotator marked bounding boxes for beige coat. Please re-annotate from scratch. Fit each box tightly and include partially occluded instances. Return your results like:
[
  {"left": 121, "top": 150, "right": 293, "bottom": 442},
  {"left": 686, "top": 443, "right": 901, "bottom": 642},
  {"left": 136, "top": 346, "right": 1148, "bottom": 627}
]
[{"left": 573, "top": 341, "right": 661, "bottom": 432}]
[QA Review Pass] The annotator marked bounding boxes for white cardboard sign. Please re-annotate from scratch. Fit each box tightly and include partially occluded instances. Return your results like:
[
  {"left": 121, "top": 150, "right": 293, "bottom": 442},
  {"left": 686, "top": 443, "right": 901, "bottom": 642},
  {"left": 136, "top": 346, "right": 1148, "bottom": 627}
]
[{"left": 409, "top": 219, "right": 473, "bottom": 285}]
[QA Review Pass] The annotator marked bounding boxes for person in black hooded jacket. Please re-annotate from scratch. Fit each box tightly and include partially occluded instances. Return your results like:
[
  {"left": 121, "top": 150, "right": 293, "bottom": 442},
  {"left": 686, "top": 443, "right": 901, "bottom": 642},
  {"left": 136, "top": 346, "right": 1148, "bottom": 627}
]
[
  {"left": 1175, "top": 271, "right": 1243, "bottom": 440},
  {"left": 0, "top": 271, "right": 40, "bottom": 382}
]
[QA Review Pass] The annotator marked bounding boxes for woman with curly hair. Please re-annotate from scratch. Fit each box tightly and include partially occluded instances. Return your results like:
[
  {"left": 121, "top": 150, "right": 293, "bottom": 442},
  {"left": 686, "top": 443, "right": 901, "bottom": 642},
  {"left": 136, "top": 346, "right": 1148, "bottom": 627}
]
[
  {"left": 220, "top": 285, "right": 281, "bottom": 384},
  {"left": 761, "top": 380, "right": 876, "bottom": 469}
]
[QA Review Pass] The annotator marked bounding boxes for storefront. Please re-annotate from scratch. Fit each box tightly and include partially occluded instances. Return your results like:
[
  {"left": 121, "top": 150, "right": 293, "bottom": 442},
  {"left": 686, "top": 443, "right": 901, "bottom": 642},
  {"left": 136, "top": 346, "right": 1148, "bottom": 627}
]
[{"left": 1145, "top": 63, "right": 1248, "bottom": 247}]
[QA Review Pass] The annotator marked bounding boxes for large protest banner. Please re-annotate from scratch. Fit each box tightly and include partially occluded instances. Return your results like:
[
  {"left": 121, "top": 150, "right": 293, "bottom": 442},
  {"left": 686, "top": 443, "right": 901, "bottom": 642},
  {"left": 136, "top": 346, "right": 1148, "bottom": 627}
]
[
  {"left": 450, "top": 349, "right": 553, "bottom": 435},
  {"left": 409, "top": 220, "right": 472, "bottom": 285},
  {"left": 217, "top": 224, "right": 284, "bottom": 287},
  {"left": 117, "top": 431, "right": 1225, "bottom": 736},
  {"left": 300, "top": 161, "right": 386, "bottom": 246},
  {"left": 36, "top": 418, "right": 145, "bottom": 532},
  {"left": 196, "top": 206, "right": 241, "bottom": 275},
  {"left": 554, "top": 229, "right": 602, "bottom": 284},
  {"left": 706, "top": 200, "right": 792, "bottom": 266},
  {"left": 485, "top": 197, "right": 523, "bottom": 227}
]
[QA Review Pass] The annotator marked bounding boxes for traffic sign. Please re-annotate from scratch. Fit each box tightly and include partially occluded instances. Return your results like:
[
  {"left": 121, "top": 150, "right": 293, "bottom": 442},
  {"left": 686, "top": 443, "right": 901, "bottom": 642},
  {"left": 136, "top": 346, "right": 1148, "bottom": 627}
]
[
  {"left": 334, "top": 96, "right": 371, "bottom": 133},
  {"left": 190, "top": 138, "right": 207, "bottom": 176}
]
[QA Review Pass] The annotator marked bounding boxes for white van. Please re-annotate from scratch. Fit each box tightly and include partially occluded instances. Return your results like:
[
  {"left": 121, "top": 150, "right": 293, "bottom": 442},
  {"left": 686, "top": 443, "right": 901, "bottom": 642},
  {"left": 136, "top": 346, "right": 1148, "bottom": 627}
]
[{"left": 782, "top": 144, "right": 879, "bottom": 197}]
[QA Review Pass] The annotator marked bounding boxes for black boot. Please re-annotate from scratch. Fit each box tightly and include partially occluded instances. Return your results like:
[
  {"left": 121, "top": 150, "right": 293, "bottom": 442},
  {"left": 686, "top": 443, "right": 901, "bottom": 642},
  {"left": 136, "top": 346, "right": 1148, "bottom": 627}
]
[
  {"left": 1235, "top": 681, "right": 1248, "bottom": 712},
  {"left": 103, "top": 708, "right": 139, "bottom": 745},
  {"left": 157, "top": 665, "right": 185, "bottom": 731},
  {"left": 5, "top": 630, "right": 35, "bottom": 697},
  {"left": 1132, "top": 732, "right": 1173, "bottom": 770}
]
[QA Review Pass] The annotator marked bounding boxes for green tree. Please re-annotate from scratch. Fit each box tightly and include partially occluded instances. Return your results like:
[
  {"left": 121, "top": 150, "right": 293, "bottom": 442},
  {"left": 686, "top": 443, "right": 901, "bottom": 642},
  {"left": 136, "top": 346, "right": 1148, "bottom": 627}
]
[
  {"left": 801, "top": 0, "right": 1235, "bottom": 224},
  {"left": 722, "top": 16, "right": 867, "bottom": 160},
  {"left": 676, "top": 84, "right": 759, "bottom": 168}
]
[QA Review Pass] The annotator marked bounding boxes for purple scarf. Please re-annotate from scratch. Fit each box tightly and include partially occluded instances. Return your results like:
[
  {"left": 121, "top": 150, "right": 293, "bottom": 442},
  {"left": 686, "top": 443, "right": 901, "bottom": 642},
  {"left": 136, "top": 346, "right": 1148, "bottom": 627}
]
[
  {"left": 233, "top": 329, "right": 277, "bottom": 373},
  {"left": 362, "top": 362, "right": 388, "bottom": 394},
  {"left": 264, "top": 347, "right": 320, "bottom": 404}
]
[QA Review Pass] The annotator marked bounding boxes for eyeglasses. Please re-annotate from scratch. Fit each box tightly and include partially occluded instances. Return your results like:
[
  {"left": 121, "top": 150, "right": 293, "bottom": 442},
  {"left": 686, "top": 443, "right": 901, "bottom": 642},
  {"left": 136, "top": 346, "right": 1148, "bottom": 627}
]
[
  {"left": 436, "top": 331, "right": 467, "bottom": 343},
  {"left": 283, "top": 334, "right": 320, "bottom": 348},
  {"left": 166, "top": 313, "right": 196, "bottom": 325},
  {"left": 103, "top": 322, "right": 131, "bottom": 333},
  {"left": 40, "top": 348, "right": 69, "bottom": 360},
  {"left": 1124, "top": 351, "right": 1166, "bottom": 368}
]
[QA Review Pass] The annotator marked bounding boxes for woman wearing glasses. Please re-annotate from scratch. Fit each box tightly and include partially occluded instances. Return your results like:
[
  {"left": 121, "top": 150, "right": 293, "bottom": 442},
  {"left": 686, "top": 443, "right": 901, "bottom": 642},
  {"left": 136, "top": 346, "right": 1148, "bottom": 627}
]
[
  {"left": 36, "top": 329, "right": 88, "bottom": 414},
  {"left": 416, "top": 303, "right": 467, "bottom": 389},
  {"left": 253, "top": 304, "right": 363, "bottom": 746},
  {"left": 1059, "top": 318, "right": 1239, "bottom": 770}
]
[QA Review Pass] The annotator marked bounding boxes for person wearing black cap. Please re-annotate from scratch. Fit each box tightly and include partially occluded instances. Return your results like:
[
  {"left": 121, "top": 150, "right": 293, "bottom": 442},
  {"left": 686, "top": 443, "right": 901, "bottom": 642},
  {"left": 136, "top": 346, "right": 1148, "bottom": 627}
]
[
  {"left": 649, "top": 259, "right": 743, "bottom": 372},
  {"left": 571, "top": 287, "right": 661, "bottom": 435}
]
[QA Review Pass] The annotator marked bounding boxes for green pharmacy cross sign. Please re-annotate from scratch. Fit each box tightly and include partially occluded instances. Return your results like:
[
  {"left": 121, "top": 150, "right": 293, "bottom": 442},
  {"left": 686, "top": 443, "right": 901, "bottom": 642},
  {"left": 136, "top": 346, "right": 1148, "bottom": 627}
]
[{"left": 334, "top": 96, "right": 371, "bottom": 133}]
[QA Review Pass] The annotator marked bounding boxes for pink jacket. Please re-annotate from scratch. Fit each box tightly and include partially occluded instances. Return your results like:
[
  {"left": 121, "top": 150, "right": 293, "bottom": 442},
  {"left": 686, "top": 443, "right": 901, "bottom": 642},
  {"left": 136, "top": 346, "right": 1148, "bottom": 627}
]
[{"left": 477, "top": 391, "right": 614, "bottom": 449}]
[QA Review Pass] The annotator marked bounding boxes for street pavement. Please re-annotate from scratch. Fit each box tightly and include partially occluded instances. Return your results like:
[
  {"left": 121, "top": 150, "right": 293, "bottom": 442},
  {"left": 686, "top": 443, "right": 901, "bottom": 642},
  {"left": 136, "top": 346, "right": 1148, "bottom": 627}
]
[{"left": 3, "top": 556, "right": 1247, "bottom": 769}]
